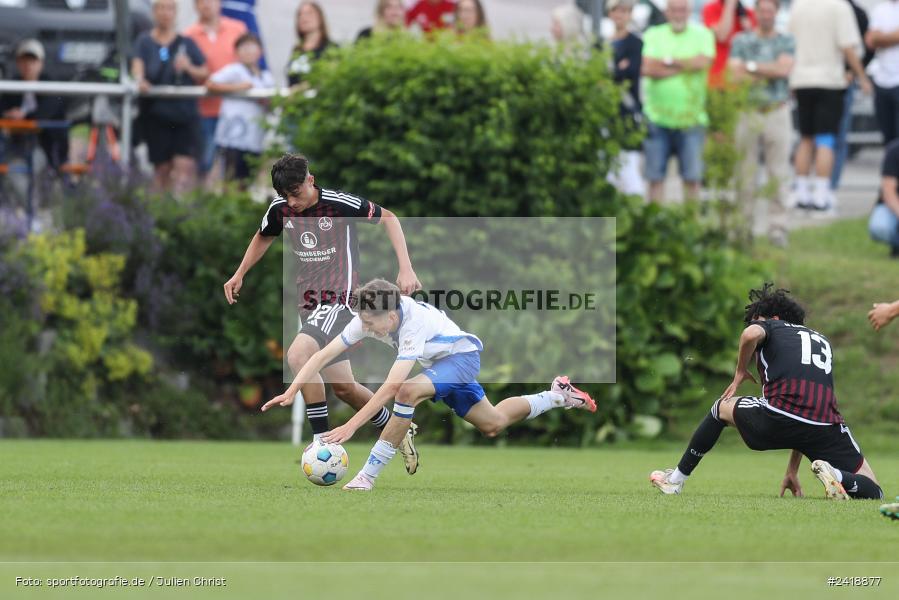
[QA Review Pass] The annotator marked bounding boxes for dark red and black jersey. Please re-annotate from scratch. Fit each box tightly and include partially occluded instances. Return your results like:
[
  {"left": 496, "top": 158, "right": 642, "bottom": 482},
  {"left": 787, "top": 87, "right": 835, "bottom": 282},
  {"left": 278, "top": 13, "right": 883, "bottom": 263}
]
[
  {"left": 259, "top": 186, "right": 382, "bottom": 308},
  {"left": 752, "top": 319, "right": 843, "bottom": 424}
]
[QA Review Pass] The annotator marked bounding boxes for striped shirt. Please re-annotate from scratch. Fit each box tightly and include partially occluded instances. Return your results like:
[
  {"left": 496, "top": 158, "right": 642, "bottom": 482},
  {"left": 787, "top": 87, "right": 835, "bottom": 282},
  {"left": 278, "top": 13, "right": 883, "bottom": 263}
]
[
  {"left": 259, "top": 186, "right": 382, "bottom": 309},
  {"left": 752, "top": 319, "right": 843, "bottom": 425}
]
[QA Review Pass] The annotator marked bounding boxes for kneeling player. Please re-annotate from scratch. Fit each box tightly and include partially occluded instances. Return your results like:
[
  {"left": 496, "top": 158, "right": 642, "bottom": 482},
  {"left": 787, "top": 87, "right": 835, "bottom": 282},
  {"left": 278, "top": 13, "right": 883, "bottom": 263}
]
[
  {"left": 650, "top": 284, "right": 885, "bottom": 501},
  {"left": 262, "top": 278, "right": 596, "bottom": 491}
]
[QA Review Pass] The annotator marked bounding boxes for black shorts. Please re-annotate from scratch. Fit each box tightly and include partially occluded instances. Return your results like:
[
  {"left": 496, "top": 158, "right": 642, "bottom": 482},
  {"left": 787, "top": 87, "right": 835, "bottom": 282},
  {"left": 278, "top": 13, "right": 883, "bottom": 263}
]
[
  {"left": 297, "top": 303, "right": 354, "bottom": 366},
  {"left": 794, "top": 88, "right": 845, "bottom": 137},
  {"left": 143, "top": 117, "right": 199, "bottom": 166},
  {"left": 731, "top": 396, "right": 864, "bottom": 473}
]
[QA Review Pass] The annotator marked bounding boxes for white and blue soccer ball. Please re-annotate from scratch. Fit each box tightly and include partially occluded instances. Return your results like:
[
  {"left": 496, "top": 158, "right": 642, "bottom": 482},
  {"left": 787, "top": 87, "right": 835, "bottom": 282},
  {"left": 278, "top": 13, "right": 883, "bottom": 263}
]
[{"left": 301, "top": 441, "right": 349, "bottom": 486}]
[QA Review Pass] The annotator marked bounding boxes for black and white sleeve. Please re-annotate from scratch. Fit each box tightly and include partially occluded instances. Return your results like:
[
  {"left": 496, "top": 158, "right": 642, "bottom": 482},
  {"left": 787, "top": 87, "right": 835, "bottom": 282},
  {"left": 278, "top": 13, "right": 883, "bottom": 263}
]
[{"left": 259, "top": 197, "right": 287, "bottom": 237}]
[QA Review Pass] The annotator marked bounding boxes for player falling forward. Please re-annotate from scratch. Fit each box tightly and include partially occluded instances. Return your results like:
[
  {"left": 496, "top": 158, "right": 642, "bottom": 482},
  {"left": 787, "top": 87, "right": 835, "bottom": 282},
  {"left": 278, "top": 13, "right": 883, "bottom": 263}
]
[
  {"left": 224, "top": 154, "right": 422, "bottom": 473},
  {"left": 262, "top": 279, "right": 596, "bottom": 491},
  {"left": 650, "top": 284, "right": 885, "bottom": 501}
]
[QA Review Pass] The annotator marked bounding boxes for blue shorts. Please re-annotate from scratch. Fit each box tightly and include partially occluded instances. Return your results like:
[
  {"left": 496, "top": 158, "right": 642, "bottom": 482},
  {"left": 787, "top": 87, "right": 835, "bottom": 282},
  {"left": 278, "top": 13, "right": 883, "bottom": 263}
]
[
  {"left": 643, "top": 122, "right": 706, "bottom": 183},
  {"left": 422, "top": 352, "right": 485, "bottom": 418}
]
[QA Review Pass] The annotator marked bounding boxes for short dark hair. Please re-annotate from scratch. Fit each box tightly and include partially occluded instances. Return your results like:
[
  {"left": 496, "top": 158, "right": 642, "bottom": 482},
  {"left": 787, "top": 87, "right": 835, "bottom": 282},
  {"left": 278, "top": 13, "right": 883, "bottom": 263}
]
[
  {"left": 353, "top": 279, "right": 401, "bottom": 315},
  {"left": 235, "top": 32, "right": 262, "bottom": 50},
  {"left": 270, "top": 154, "right": 309, "bottom": 198},
  {"left": 744, "top": 283, "right": 805, "bottom": 325}
]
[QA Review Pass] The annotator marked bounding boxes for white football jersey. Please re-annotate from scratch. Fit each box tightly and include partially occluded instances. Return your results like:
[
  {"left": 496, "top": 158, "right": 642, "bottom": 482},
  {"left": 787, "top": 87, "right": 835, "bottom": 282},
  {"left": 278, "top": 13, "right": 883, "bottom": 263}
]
[{"left": 340, "top": 296, "right": 482, "bottom": 368}]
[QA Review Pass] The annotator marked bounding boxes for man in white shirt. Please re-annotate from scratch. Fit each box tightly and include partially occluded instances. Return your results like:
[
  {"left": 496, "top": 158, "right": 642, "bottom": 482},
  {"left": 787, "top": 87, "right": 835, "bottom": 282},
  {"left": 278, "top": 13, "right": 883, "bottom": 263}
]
[
  {"left": 262, "top": 279, "right": 597, "bottom": 491},
  {"left": 788, "top": 0, "right": 871, "bottom": 214},
  {"left": 866, "top": 0, "right": 899, "bottom": 144}
]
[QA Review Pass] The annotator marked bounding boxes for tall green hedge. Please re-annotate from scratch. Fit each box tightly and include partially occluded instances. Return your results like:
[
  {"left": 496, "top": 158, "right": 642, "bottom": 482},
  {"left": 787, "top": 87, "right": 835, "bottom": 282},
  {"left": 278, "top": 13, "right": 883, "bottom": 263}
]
[{"left": 279, "top": 36, "right": 764, "bottom": 444}]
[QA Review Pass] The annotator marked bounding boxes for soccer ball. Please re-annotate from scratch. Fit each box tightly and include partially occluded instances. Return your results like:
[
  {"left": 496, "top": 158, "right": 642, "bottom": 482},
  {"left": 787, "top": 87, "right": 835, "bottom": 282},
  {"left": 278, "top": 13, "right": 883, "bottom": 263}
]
[{"left": 301, "top": 441, "right": 349, "bottom": 486}]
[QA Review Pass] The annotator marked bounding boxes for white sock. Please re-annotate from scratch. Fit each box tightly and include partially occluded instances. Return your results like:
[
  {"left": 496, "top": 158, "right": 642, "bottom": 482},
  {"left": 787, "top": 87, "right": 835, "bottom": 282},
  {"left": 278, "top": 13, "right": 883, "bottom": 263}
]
[
  {"left": 669, "top": 468, "right": 687, "bottom": 484},
  {"left": 523, "top": 391, "right": 565, "bottom": 420},
  {"left": 361, "top": 439, "right": 396, "bottom": 480},
  {"left": 812, "top": 177, "right": 831, "bottom": 209},
  {"left": 832, "top": 467, "right": 843, "bottom": 483},
  {"left": 795, "top": 176, "right": 810, "bottom": 203},
  {"left": 312, "top": 433, "right": 323, "bottom": 442}
]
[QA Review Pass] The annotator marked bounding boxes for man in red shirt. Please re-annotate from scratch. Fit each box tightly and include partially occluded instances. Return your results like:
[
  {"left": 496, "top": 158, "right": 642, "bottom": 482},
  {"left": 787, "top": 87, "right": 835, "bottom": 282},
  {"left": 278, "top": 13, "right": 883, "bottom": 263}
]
[
  {"left": 184, "top": 0, "right": 247, "bottom": 178},
  {"left": 703, "top": 0, "right": 755, "bottom": 87},
  {"left": 406, "top": 0, "right": 456, "bottom": 33}
]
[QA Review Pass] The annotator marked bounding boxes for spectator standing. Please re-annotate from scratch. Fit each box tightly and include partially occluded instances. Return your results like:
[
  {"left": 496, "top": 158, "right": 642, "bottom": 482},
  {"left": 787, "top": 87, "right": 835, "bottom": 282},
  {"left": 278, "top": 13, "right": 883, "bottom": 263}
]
[
  {"left": 406, "top": 0, "right": 456, "bottom": 34},
  {"left": 867, "top": 138, "right": 899, "bottom": 257},
  {"left": 0, "top": 40, "right": 68, "bottom": 173},
  {"left": 286, "top": 1, "right": 336, "bottom": 88},
  {"left": 455, "top": 0, "right": 489, "bottom": 38},
  {"left": 832, "top": 0, "right": 872, "bottom": 191},
  {"left": 206, "top": 33, "right": 273, "bottom": 186},
  {"left": 866, "top": 0, "right": 899, "bottom": 145},
  {"left": 606, "top": 0, "right": 645, "bottom": 197},
  {"left": 641, "top": 0, "right": 715, "bottom": 202},
  {"left": 132, "top": 0, "right": 208, "bottom": 194},
  {"left": 357, "top": 0, "right": 407, "bottom": 42},
  {"left": 788, "top": 0, "right": 870, "bottom": 215},
  {"left": 728, "top": 0, "right": 794, "bottom": 245},
  {"left": 221, "top": 0, "right": 268, "bottom": 68},
  {"left": 183, "top": 0, "right": 247, "bottom": 179},
  {"left": 703, "top": 0, "right": 756, "bottom": 88}
]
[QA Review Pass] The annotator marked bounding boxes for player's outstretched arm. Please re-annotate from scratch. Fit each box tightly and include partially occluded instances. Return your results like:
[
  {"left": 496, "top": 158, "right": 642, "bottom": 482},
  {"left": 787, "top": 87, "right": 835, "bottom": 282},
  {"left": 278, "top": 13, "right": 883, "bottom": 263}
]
[
  {"left": 379, "top": 208, "right": 421, "bottom": 294},
  {"left": 260, "top": 337, "right": 348, "bottom": 412},
  {"left": 868, "top": 300, "right": 899, "bottom": 331},
  {"left": 224, "top": 232, "right": 275, "bottom": 304},
  {"left": 719, "top": 324, "right": 765, "bottom": 400},
  {"left": 322, "top": 359, "right": 416, "bottom": 443}
]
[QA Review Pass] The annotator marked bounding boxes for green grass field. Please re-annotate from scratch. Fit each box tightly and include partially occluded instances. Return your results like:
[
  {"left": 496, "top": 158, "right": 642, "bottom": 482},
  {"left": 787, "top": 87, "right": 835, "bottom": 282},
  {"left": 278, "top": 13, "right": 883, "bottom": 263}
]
[{"left": 2, "top": 440, "right": 897, "bottom": 599}]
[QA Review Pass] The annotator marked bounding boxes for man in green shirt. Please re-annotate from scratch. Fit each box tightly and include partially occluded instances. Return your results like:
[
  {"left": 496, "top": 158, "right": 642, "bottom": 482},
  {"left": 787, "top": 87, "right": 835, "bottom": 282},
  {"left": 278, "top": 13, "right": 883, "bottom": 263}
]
[{"left": 641, "top": 0, "right": 715, "bottom": 202}]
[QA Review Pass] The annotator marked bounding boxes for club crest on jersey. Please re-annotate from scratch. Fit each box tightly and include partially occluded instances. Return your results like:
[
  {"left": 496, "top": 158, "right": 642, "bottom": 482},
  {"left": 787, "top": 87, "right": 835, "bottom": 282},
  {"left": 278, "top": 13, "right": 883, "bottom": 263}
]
[
  {"left": 318, "top": 216, "right": 333, "bottom": 231},
  {"left": 300, "top": 232, "right": 318, "bottom": 249}
]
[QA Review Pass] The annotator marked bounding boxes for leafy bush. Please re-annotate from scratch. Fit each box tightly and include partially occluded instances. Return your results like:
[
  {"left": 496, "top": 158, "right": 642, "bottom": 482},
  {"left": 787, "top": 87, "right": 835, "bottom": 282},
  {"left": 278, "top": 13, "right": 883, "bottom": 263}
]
[{"left": 280, "top": 34, "right": 633, "bottom": 217}]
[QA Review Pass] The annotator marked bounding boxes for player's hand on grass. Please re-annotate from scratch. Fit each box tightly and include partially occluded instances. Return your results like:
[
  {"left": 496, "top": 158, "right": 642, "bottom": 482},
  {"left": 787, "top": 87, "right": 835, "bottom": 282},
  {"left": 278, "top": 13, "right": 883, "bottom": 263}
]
[
  {"left": 224, "top": 274, "right": 243, "bottom": 304},
  {"left": 322, "top": 423, "right": 356, "bottom": 444},
  {"left": 396, "top": 268, "right": 422, "bottom": 295},
  {"left": 780, "top": 472, "right": 804, "bottom": 498},
  {"left": 260, "top": 393, "right": 293, "bottom": 412},
  {"left": 868, "top": 302, "right": 896, "bottom": 331},
  {"left": 719, "top": 368, "right": 757, "bottom": 401}
]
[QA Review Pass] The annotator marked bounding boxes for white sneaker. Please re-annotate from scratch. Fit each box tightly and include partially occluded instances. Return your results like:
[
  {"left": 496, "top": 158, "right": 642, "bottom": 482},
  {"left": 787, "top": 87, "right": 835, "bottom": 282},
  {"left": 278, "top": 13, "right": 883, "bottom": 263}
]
[
  {"left": 650, "top": 468, "right": 684, "bottom": 495},
  {"left": 810, "top": 460, "right": 848, "bottom": 500},
  {"left": 397, "top": 422, "right": 419, "bottom": 475},
  {"left": 342, "top": 472, "right": 375, "bottom": 492}
]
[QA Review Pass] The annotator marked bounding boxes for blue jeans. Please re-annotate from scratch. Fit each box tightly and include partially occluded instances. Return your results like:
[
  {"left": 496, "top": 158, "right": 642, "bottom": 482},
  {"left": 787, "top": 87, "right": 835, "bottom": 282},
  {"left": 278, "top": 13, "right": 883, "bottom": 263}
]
[
  {"left": 831, "top": 82, "right": 856, "bottom": 190},
  {"left": 198, "top": 116, "right": 218, "bottom": 175},
  {"left": 868, "top": 203, "right": 899, "bottom": 250},
  {"left": 643, "top": 122, "right": 706, "bottom": 183}
]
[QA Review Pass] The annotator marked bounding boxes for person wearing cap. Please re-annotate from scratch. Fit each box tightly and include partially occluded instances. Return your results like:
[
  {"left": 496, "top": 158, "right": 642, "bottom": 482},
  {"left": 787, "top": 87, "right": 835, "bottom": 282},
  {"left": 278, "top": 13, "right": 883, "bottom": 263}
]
[{"left": 0, "top": 39, "right": 69, "bottom": 173}]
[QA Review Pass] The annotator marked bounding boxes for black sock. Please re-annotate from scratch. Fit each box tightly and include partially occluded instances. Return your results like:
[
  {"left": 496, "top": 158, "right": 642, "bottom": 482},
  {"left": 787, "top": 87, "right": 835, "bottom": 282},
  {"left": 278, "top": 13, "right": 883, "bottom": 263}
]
[
  {"left": 370, "top": 407, "right": 391, "bottom": 429},
  {"left": 305, "top": 402, "right": 329, "bottom": 435},
  {"left": 677, "top": 410, "right": 726, "bottom": 476},
  {"left": 838, "top": 471, "right": 884, "bottom": 500}
]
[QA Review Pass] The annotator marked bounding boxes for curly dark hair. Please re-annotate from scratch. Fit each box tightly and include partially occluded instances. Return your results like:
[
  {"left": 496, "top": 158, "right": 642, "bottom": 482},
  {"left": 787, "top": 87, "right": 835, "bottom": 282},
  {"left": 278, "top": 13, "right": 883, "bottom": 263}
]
[{"left": 743, "top": 283, "right": 806, "bottom": 325}]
